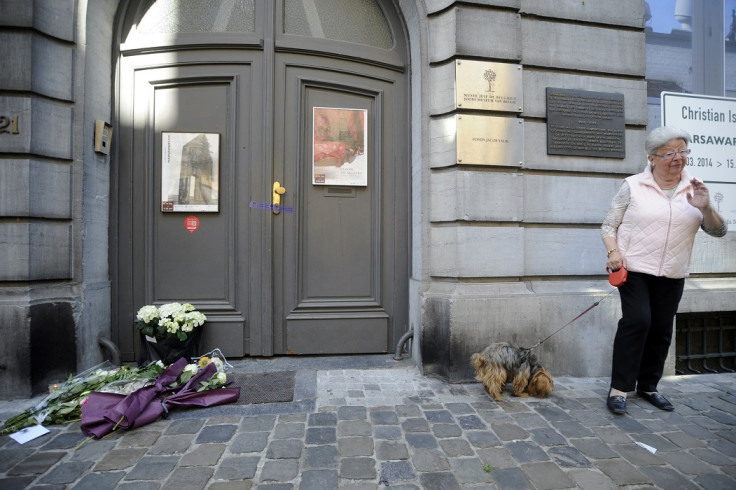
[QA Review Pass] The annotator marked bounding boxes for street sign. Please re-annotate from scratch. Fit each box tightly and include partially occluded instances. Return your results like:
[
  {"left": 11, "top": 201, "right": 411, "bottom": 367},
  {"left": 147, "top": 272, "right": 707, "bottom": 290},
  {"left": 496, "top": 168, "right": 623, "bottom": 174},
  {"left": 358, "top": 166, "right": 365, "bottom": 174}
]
[{"left": 662, "top": 92, "right": 736, "bottom": 228}]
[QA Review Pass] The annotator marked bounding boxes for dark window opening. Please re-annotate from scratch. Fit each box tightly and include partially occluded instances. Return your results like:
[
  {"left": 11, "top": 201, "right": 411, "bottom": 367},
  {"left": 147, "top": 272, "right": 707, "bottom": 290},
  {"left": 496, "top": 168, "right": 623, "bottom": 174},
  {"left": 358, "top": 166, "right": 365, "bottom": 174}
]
[{"left": 676, "top": 312, "right": 736, "bottom": 375}]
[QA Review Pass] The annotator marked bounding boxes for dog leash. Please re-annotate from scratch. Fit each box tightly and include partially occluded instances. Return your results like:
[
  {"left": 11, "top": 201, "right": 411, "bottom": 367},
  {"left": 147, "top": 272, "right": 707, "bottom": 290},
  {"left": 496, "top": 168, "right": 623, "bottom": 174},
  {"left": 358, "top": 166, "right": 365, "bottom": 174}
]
[{"left": 524, "top": 288, "right": 619, "bottom": 352}]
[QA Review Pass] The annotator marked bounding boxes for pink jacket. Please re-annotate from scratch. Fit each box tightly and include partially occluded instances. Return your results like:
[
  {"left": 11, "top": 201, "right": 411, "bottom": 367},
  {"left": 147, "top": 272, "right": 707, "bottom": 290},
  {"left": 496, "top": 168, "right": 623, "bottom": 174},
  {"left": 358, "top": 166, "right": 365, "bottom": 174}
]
[{"left": 616, "top": 164, "right": 703, "bottom": 278}]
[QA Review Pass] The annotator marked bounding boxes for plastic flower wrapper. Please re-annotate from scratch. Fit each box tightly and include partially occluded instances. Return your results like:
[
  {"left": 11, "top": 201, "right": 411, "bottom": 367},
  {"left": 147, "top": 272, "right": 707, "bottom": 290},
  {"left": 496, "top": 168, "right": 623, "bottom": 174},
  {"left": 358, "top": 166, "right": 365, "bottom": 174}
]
[
  {"left": 167, "top": 362, "right": 200, "bottom": 389},
  {"left": 1, "top": 361, "right": 166, "bottom": 435},
  {"left": 98, "top": 361, "right": 166, "bottom": 395},
  {"left": 196, "top": 370, "right": 228, "bottom": 392},
  {"left": 168, "top": 348, "right": 231, "bottom": 389},
  {"left": 193, "top": 348, "right": 232, "bottom": 373}
]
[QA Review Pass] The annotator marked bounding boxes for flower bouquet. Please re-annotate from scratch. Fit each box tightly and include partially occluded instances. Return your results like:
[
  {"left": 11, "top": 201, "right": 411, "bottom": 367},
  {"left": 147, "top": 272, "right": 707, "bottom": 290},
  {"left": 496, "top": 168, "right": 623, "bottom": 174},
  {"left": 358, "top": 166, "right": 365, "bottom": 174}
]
[
  {"left": 136, "top": 302, "right": 206, "bottom": 364},
  {"left": 81, "top": 357, "right": 240, "bottom": 439},
  {"left": 0, "top": 361, "right": 166, "bottom": 435},
  {"left": 2, "top": 354, "right": 240, "bottom": 440}
]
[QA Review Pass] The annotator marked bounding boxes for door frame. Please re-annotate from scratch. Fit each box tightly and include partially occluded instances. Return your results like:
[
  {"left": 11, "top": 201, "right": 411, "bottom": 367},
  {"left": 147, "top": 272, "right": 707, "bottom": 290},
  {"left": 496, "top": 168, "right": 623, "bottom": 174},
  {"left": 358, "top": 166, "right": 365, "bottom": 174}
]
[{"left": 111, "top": 0, "right": 411, "bottom": 361}]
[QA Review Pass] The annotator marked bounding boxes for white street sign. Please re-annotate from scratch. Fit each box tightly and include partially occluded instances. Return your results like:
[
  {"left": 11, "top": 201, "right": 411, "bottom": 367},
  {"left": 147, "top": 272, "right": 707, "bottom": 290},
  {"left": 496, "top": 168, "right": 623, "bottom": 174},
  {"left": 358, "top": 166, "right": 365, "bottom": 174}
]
[{"left": 662, "top": 92, "right": 736, "bottom": 228}]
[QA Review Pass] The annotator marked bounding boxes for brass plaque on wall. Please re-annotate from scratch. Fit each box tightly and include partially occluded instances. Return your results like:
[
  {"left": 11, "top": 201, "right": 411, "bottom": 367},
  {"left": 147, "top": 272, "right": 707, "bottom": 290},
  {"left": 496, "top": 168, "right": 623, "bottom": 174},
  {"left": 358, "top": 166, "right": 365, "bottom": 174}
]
[
  {"left": 456, "top": 115, "right": 524, "bottom": 166},
  {"left": 455, "top": 60, "right": 523, "bottom": 112},
  {"left": 546, "top": 87, "right": 625, "bottom": 158}
]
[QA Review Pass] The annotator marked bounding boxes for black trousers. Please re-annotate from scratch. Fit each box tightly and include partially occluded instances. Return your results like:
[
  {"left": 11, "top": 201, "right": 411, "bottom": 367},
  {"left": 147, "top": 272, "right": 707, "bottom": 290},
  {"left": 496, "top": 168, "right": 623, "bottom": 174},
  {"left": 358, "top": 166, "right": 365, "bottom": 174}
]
[{"left": 610, "top": 271, "right": 685, "bottom": 393}]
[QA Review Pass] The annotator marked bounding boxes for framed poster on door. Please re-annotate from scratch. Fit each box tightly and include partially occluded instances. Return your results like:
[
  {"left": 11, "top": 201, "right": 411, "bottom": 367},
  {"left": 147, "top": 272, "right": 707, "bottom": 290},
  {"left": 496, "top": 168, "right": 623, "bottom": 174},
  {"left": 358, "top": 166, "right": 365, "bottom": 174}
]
[
  {"left": 161, "top": 132, "right": 220, "bottom": 212},
  {"left": 312, "top": 107, "right": 367, "bottom": 186}
]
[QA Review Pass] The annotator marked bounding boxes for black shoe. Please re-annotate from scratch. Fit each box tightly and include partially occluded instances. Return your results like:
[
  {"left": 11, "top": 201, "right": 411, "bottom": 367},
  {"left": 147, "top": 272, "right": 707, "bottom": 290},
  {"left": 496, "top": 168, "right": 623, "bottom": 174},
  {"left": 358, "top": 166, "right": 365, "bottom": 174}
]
[
  {"left": 637, "top": 391, "right": 674, "bottom": 411},
  {"left": 607, "top": 390, "right": 627, "bottom": 414}
]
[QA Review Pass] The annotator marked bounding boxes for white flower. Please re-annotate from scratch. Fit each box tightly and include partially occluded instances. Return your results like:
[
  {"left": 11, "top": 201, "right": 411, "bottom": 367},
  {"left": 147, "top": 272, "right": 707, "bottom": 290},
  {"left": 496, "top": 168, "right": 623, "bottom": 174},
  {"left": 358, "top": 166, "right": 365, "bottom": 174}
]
[
  {"left": 159, "top": 302, "right": 185, "bottom": 319},
  {"left": 214, "top": 372, "right": 227, "bottom": 385},
  {"left": 183, "top": 363, "right": 199, "bottom": 375},
  {"left": 136, "top": 302, "right": 206, "bottom": 341},
  {"left": 162, "top": 319, "right": 179, "bottom": 334},
  {"left": 137, "top": 305, "right": 160, "bottom": 323},
  {"left": 190, "top": 311, "right": 206, "bottom": 326},
  {"left": 212, "top": 357, "right": 224, "bottom": 372},
  {"left": 172, "top": 312, "right": 188, "bottom": 326}
]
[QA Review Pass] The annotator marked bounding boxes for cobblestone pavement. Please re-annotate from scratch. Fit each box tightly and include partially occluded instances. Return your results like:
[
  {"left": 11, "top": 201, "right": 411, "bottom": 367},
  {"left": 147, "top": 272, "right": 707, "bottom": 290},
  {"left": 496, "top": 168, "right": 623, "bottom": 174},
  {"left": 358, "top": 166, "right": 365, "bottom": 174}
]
[{"left": 1, "top": 355, "right": 735, "bottom": 489}]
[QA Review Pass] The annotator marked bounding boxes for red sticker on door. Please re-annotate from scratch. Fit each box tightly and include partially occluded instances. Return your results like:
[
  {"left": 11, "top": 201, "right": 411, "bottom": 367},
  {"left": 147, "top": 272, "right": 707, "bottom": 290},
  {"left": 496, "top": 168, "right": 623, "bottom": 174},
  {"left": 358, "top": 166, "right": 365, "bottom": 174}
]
[{"left": 184, "top": 216, "right": 200, "bottom": 233}]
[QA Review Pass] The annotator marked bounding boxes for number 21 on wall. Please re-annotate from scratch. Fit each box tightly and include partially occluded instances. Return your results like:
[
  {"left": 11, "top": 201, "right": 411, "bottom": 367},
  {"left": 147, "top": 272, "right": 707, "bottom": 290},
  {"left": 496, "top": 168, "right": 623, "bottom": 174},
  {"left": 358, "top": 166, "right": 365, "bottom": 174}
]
[{"left": 0, "top": 116, "right": 20, "bottom": 134}]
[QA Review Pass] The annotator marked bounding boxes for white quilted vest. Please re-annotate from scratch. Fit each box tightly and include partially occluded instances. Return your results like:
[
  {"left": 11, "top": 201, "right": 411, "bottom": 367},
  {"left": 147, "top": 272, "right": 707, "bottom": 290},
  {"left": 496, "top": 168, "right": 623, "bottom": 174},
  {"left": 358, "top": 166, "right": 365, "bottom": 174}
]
[{"left": 616, "top": 164, "right": 703, "bottom": 278}]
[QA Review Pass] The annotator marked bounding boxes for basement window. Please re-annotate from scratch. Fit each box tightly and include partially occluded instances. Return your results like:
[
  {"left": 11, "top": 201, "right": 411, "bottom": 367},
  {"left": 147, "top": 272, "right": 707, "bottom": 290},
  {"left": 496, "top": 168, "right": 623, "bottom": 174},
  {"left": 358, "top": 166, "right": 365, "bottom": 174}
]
[{"left": 676, "top": 311, "right": 736, "bottom": 375}]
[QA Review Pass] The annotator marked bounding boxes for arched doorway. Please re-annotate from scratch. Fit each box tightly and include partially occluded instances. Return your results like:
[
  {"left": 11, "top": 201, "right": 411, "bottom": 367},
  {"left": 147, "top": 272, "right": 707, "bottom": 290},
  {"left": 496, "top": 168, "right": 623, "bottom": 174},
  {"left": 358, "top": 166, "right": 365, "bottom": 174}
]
[{"left": 111, "top": 0, "right": 410, "bottom": 361}]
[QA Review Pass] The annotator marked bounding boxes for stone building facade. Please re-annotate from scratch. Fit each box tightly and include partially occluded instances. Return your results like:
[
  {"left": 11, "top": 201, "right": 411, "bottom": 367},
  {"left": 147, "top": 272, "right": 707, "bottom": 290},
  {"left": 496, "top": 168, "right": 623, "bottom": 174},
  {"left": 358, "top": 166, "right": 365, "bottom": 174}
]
[{"left": 1, "top": 0, "right": 733, "bottom": 398}]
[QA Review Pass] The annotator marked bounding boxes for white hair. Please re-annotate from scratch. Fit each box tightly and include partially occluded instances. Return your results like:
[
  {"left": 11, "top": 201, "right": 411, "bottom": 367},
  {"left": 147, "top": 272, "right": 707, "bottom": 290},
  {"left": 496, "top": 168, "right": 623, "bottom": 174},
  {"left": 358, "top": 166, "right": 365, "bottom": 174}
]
[{"left": 645, "top": 126, "right": 691, "bottom": 155}]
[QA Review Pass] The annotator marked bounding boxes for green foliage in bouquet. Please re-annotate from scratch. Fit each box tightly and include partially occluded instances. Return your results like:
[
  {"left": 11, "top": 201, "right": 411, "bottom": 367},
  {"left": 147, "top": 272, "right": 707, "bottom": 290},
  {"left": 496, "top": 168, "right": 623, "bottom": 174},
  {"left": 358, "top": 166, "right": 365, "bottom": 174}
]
[
  {"left": 0, "top": 361, "right": 166, "bottom": 435},
  {"left": 0, "top": 355, "right": 232, "bottom": 436},
  {"left": 136, "top": 302, "right": 206, "bottom": 342}
]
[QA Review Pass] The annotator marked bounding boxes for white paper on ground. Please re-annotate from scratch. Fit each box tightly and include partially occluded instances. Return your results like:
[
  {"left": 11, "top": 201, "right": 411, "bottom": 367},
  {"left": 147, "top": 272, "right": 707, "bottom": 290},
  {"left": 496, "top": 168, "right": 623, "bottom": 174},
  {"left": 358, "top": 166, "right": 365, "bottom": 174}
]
[
  {"left": 10, "top": 424, "right": 50, "bottom": 444},
  {"left": 635, "top": 441, "right": 657, "bottom": 454}
]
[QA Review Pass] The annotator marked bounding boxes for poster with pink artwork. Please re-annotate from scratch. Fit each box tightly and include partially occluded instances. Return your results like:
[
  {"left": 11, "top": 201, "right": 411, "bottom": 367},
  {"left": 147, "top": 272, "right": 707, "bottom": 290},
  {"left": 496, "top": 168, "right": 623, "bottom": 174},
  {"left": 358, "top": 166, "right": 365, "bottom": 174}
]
[{"left": 313, "top": 107, "right": 367, "bottom": 186}]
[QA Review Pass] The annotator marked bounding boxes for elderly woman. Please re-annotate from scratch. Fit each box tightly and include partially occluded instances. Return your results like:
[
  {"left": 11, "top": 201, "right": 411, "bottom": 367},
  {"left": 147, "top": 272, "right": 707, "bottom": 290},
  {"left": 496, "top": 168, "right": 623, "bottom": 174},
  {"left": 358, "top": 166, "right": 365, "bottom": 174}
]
[{"left": 601, "top": 126, "right": 727, "bottom": 415}]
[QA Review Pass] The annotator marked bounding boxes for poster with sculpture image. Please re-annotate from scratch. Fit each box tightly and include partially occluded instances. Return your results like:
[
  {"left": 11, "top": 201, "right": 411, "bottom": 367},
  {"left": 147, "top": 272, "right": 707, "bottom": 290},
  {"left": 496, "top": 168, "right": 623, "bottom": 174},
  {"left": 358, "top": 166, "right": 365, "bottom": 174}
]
[
  {"left": 161, "top": 132, "right": 219, "bottom": 212},
  {"left": 313, "top": 107, "right": 367, "bottom": 186}
]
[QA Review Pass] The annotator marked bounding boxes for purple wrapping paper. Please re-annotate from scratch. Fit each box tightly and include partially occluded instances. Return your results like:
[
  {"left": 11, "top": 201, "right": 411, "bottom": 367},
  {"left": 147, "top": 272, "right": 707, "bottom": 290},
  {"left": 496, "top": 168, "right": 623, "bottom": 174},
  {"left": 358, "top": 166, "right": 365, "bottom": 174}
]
[{"left": 81, "top": 358, "right": 240, "bottom": 438}]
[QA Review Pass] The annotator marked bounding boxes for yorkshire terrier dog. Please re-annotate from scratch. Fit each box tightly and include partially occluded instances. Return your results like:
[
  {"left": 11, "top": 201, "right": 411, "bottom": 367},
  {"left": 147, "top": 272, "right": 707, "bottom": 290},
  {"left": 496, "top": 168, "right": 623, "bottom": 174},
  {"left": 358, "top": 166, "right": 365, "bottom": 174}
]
[{"left": 470, "top": 342, "right": 554, "bottom": 402}]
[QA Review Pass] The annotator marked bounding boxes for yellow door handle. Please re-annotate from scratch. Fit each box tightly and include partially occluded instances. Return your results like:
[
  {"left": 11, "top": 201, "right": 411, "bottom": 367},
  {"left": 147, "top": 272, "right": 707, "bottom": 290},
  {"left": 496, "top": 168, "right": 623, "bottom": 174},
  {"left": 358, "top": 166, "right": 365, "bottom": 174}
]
[{"left": 273, "top": 182, "right": 286, "bottom": 214}]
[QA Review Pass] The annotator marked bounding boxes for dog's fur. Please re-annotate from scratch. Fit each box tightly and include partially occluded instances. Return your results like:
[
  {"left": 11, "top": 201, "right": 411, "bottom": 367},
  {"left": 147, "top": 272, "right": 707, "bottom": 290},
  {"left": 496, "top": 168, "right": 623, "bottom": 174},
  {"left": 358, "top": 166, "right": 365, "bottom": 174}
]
[{"left": 470, "top": 342, "right": 554, "bottom": 402}]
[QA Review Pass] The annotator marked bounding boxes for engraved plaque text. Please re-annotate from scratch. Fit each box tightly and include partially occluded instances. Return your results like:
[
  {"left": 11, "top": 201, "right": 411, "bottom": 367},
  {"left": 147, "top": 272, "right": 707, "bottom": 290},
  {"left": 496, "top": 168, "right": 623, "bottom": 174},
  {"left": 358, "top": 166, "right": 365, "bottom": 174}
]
[
  {"left": 456, "top": 115, "right": 524, "bottom": 166},
  {"left": 456, "top": 60, "right": 523, "bottom": 112},
  {"left": 546, "top": 88, "right": 625, "bottom": 158}
]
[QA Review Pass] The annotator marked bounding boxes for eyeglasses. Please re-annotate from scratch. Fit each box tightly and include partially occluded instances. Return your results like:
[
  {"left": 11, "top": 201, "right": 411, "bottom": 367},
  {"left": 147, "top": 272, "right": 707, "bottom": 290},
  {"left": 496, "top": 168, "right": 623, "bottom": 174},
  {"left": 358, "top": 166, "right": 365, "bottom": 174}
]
[{"left": 654, "top": 149, "right": 691, "bottom": 160}]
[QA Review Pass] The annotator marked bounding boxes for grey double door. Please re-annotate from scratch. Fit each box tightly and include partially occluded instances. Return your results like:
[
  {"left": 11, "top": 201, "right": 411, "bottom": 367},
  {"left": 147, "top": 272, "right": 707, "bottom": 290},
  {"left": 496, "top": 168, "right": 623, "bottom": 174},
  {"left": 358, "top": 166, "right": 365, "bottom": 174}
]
[{"left": 114, "top": 43, "right": 408, "bottom": 360}]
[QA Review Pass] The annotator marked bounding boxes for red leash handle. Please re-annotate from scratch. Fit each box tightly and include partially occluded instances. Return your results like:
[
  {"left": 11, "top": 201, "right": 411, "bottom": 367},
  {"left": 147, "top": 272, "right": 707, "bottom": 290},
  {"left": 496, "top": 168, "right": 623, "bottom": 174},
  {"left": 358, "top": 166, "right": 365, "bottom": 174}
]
[{"left": 607, "top": 267, "right": 628, "bottom": 287}]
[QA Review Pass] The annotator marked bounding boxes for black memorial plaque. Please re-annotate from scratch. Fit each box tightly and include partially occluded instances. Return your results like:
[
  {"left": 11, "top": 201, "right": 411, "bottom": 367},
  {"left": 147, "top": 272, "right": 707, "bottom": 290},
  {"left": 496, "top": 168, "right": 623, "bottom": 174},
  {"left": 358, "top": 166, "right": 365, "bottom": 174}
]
[{"left": 546, "top": 88, "right": 625, "bottom": 158}]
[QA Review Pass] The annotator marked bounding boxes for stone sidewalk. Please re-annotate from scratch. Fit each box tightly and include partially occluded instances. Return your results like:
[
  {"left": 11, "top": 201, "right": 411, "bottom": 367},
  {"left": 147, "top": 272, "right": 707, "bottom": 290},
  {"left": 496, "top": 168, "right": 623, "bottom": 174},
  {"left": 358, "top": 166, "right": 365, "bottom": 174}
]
[{"left": 1, "top": 355, "right": 735, "bottom": 489}]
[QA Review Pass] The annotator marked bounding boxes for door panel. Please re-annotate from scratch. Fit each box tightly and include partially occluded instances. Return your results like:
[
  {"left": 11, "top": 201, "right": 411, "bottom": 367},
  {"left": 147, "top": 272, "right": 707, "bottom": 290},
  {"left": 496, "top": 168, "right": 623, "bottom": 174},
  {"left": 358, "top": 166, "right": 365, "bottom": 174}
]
[
  {"left": 152, "top": 84, "right": 230, "bottom": 301},
  {"left": 287, "top": 317, "right": 389, "bottom": 354},
  {"left": 120, "top": 60, "right": 261, "bottom": 360},
  {"left": 274, "top": 58, "right": 407, "bottom": 354},
  {"left": 304, "top": 181, "right": 374, "bottom": 300},
  {"left": 302, "top": 90, "right": 378, "bottom": 305}
]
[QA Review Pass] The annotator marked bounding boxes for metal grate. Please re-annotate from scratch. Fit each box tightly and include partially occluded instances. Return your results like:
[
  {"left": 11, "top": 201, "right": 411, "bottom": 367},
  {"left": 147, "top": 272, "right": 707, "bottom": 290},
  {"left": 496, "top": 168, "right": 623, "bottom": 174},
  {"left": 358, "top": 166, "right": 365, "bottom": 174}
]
[{"left": 676, "top": 312, "right": 736, "bottom": 375}]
